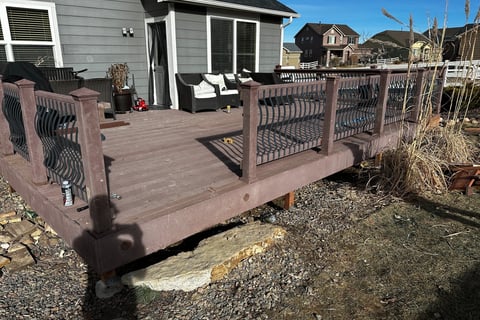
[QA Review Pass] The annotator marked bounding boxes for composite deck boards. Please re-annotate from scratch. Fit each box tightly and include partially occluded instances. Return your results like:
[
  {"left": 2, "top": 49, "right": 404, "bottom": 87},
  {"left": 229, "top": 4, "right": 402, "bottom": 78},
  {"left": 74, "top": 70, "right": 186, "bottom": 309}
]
[{"left": 94, "top": 109, "right": 245, "bottom": 227}]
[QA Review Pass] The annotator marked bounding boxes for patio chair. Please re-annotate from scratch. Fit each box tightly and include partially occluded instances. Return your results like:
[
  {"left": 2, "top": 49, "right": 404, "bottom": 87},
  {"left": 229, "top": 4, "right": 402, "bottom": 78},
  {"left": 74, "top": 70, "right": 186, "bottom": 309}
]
[
  {"left": 203, "top": 73, "right": 240, "bottom": 108},
  {"left": 82, "top": 78, "right": 116, "bottom": 120},
  {"left": 175, "top": 73, "right": 219, "bottom": 113}
]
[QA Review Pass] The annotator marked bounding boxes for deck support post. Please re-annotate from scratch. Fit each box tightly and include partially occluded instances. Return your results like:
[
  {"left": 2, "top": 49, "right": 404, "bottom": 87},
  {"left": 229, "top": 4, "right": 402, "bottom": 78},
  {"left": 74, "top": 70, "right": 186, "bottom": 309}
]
[
  {"left": 374, "top": 70, "right": 392, "bottom": 135},
  {"left": 241, "top": 80, "right": 261, "bottom": 183},
  {"left": 283, "top": 191, "right": 295, "bottom": 210},
  {"left": 71, "top": 88, "right": 112, "bottom": 234},
  {"left": 321, "top": 76, "right": 339, "bottom": 155},
  {"left": 411, "top": 69, "right": 426, "bottom": 122},
  {"left": 17, "top": 79, "right": 48, "bottom": 185},
  {"left": 0, "top": 76, "right": 15, "bottom": 156}
]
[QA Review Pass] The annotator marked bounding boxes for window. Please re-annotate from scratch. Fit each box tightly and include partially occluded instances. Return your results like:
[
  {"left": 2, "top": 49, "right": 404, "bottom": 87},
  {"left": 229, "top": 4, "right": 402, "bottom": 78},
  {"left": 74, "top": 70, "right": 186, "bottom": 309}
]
[
  {"left": 327, "top": 35, "right": 336, "bottom": 44},
  {"left": 0, "top": 1, "right": 61, "bottom": 66},
  {"left": 348, "top": 36, "right": 356, "bottom": 45},
  {"left": 209, "top": 17, "right": 257, "bottom": 73}
]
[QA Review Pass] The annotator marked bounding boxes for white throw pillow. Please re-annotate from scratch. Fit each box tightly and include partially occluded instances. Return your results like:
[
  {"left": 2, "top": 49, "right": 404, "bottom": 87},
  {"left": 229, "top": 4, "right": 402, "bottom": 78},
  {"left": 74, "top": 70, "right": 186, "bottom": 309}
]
[
  {"left": 194, "top": 80, "right": 215, "bottom": 96},
  {"left": 204, "top": 74, "right": 227, "bottom": 91}
]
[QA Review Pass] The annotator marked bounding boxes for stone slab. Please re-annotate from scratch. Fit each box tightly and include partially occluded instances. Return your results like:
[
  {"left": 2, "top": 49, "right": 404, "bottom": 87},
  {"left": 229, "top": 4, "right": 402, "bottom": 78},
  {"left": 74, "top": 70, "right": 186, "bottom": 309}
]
[
  {"left": 121, "top": 222, "right": 286, "bottom": 292},
  {"left": 4, "top": 244, "right": 35, "bottom": 273},
  {"left": 5, "top": 219, "right": 36, "bottom": 238}
]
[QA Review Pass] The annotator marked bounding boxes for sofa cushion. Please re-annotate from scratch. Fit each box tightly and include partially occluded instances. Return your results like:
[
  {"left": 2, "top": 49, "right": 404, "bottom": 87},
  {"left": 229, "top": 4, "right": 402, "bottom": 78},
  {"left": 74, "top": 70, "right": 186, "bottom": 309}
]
[
  {"left": 194, "top": 80, "right": 215, "bottom": 97},
  {"left": 204, "top": 74, "right": 227, "bottom": 91},
  {"left": 220, "top": 89, "right": 239, "bottom": 96}
]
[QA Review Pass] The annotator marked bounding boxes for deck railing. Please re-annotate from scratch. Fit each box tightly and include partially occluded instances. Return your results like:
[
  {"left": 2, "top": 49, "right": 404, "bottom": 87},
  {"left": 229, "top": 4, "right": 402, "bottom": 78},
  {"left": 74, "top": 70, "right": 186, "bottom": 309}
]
[
  {"left": 241, "top": 68, "right": 444, "bottom": 183},
  {"left": 0, "top": 78, "right": 112, "bottom": 234}
]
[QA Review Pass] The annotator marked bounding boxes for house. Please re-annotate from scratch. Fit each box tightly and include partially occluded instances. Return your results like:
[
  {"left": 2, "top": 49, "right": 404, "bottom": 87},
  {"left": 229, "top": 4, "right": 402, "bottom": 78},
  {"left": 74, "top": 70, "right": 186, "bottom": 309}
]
[
  {"left": 0, "top": 0, "right": 298, "bottom": 109},
  {"left": 362, "top": 30, "right": 431, "bottom": 62},
  {"left": 424, "top": 24, "right": 480, "bottom": 61},
  {"left": 294, "top": 23, "right": 360, "bottom": 67},
  {"left": 282, "top": 42, "right": 302, "bottom": 68}
]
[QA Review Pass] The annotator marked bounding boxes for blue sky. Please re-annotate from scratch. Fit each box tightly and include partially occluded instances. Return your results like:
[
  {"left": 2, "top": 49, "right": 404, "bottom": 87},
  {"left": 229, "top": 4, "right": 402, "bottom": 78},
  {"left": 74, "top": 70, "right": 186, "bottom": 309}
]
[{"left": 281, "top": 0, "right": 480, "bottom": 43}]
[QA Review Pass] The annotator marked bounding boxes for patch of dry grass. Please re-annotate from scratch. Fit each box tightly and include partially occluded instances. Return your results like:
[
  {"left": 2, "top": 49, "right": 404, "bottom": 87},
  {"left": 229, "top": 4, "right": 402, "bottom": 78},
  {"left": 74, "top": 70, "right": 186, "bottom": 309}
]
[{"left": 379, "top": 126, "right": 475, "bottom": 196}]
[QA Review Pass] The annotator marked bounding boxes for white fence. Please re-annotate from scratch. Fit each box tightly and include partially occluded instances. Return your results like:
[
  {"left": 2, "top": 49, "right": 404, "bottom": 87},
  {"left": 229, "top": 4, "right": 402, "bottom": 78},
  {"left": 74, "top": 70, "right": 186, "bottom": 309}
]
[{"left": 299, "top": 61, "right": 319, "bottom": 69}]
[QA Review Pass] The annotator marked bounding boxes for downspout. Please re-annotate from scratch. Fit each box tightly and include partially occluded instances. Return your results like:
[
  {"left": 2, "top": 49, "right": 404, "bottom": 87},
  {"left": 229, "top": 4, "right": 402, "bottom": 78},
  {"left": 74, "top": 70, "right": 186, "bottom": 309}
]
[{"left": 280, "top": 16, "right": 293, "bottom": 66}]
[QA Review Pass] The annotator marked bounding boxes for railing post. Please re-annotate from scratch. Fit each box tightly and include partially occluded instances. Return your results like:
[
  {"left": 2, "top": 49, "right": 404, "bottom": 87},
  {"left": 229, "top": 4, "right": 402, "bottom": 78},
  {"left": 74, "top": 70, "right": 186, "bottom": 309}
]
[
  {"left": 240, "top": 80, "right": 261, "bottom": 183},
  {"left": 17, "top": 79, "right": 48, "bottom": 185},
  {"left": 434, "top": 66, "right": 446, "bottom": 114},
  {"left": 0, "top": 76, "right": 14, "bottom": 156},
  {"left": 374, "top": 70, "right": 392, "bottom": 135},
  {"left": 411, "top": 69, "right": 426, "bottom": 122},
  {"left": 71, "top": 87, "right": 112, "bottom": 234},
  {"left": 321, "top": 76, "right": 339, "bottom": 155}
]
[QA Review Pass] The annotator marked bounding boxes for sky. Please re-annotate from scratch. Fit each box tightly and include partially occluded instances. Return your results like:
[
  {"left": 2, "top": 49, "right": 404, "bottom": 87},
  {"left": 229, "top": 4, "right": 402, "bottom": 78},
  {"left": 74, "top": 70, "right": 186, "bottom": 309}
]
[{"left": 281, "top": 0, "right": 480, "bottom": 43}]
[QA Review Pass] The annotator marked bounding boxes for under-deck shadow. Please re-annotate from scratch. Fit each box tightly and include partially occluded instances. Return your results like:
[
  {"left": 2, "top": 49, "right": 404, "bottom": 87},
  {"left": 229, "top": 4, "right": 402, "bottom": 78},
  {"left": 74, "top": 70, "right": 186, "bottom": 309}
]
[{"left": 73, "top": 195, "right": 145, "bottom": 320}]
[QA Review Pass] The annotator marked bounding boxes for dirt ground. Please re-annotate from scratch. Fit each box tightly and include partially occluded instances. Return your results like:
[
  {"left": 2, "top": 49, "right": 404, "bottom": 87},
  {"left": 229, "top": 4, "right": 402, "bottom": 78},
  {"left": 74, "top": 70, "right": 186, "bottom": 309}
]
[{"left": 277, "top": 190, "right": 480, "bottom": 320}]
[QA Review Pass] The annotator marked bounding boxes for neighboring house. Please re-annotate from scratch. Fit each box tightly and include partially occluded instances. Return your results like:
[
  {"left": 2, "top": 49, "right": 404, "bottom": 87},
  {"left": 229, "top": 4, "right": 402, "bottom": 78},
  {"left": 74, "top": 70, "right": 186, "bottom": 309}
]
[
  {"left": 0, "top": 0, "right": 298, "bottom": 109},
  {"left": 362, "top": 30, "right": 431, "bottom": 62},
  {"left": 282, "top": 42, "right": 302, "bottom": 68},
  {"left": 294, "top": 23, "right": 360, "bottom": 67},
  {"left": 424, "top": 24, "right": 480, "bottom": 61}
]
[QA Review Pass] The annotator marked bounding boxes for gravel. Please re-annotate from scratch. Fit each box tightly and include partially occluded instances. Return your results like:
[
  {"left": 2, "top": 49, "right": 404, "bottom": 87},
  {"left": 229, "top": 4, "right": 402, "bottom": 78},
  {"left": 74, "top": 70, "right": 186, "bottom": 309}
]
[{"left": 0, "top": 173, "right": 397, "bottom": 320}]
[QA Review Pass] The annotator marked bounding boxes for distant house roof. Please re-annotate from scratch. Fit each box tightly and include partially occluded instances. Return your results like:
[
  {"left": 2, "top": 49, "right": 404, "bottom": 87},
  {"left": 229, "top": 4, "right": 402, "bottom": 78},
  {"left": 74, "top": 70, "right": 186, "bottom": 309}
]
[
  {"left": 423, "top": 24, "right": 478, "bottom": 41},
  {"left": 294, "top": 23, "right": 360, "bottom": 38},
  {"left": 363, "top": 30, "right": 429, "bottom": 49},
  {"left": 283, "top": 42, "right": 302, "bottom": 52},
  {"left": 161, "top": 0, "right": 299, "bottom": 17}
]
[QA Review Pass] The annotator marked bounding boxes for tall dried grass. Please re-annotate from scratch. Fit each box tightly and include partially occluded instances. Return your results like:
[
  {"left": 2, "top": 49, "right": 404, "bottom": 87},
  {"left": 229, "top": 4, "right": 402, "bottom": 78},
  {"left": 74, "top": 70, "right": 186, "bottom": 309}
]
[{"left": 378, "top": 1, "right": 477, "bottom": 196}]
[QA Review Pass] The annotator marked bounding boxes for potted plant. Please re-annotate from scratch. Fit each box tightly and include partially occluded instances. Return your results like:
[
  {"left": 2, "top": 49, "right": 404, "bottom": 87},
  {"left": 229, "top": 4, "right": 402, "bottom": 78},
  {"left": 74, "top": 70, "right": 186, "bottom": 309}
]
[{"left": 107, "top": 63, "right": 133, "bottom": 112}]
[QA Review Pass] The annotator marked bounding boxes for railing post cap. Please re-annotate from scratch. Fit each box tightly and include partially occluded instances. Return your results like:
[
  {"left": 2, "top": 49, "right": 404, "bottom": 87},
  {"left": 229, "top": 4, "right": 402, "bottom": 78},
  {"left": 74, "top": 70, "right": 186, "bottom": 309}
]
[
  {"left": 70, "top": 87, "right": 100, "bottom": 100},
  {"left": 15, "top": 78, "right": 36, "bottom": 88},
  {"left": 240, "top": 80, "right": 262, "bottom": 89}
]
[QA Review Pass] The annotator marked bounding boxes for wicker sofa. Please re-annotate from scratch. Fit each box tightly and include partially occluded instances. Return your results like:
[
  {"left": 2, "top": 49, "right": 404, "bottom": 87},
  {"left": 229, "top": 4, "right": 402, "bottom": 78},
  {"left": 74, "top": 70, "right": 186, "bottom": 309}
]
[
  {"left": 175, "top": 73, "right": 220, "bottom": 113},
  {"left": 203, "top": 73, "right": 240, "bottom": 108}
]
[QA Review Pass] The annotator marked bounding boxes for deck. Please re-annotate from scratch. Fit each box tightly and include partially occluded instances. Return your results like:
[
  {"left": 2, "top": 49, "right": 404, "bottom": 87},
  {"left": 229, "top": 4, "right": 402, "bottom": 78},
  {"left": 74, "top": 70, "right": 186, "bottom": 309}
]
[{"left": 0, "top": 68, "right": 444, "bottom": 273}]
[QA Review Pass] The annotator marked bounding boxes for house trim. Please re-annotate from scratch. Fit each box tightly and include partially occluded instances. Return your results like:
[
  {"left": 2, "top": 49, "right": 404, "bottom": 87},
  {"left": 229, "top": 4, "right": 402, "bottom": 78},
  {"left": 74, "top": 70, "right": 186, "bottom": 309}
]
[
  {"left": 144, "top": 4, "right": 178, "bottom": 108},
  {"left": 206, "top": 14, "right": 260, "bottom": 73},
  {"left": 158, "top": 0, "right": 299, "bottom": 18},
  {"left": 0, "top": 0, "right": 63, "bottom": 66}
]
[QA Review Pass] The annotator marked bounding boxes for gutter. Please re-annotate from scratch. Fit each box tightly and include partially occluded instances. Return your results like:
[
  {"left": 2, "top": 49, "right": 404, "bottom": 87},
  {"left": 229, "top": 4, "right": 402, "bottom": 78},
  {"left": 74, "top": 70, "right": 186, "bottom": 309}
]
[{"left": 280, "top": 16, "right": 294, "bottom": 65}]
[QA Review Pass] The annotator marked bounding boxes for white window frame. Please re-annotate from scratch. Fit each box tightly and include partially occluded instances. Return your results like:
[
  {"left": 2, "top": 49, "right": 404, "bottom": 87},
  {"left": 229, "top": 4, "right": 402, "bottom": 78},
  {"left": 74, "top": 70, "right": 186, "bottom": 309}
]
[
  {"left": 0, "top": 0, "right": 63, "bottom": 66},
  {"left": 207, "top": 15, "right": 259, "bottom": 73},
  {"left": 327, "top": 35, "right": 336, "bottom": 45}
]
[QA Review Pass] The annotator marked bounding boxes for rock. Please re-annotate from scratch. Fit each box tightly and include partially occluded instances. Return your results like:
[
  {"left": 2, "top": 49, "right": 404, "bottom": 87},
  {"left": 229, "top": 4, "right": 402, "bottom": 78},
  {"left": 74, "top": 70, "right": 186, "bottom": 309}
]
[
  {"left": 44, "top": 224, "right": 58, "bottom": 236},
  {"left": 121, "top": 222, "right": 286, "bottom": 292},
  {"left": 0, "top": 231, "right": 14, "bottom": 243},
  {"left": 0, "top": 210, "right": 16, "bottom": 221},
  {"left": 95, "top": 277, "right": 124, "bottom": 299},
  {"left": 0, "top": 255, "right": 10, "bottom": 268},
  {"left": 0, "top": 214, "right": 21, "bottom": 225}
]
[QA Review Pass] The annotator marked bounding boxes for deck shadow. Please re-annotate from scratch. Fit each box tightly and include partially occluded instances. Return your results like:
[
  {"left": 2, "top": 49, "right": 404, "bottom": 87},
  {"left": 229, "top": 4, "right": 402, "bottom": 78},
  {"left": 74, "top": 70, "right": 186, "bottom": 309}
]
[{"left": 197, "top": 130, "right": 243, "bottom": 176}]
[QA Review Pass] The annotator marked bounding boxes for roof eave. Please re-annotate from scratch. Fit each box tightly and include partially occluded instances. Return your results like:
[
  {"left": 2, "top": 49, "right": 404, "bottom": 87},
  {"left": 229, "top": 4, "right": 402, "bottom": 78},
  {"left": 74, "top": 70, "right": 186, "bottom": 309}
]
[{"left": 158, "top": 0, "right": 300, "bottom": 18}]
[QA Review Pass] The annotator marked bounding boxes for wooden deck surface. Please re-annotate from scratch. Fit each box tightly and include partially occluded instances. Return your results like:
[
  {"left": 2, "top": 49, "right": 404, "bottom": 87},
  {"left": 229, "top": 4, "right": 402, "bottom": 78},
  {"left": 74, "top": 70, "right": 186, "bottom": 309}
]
[{"left": 0, "top": 106, "right": 411, "bottom": 272}]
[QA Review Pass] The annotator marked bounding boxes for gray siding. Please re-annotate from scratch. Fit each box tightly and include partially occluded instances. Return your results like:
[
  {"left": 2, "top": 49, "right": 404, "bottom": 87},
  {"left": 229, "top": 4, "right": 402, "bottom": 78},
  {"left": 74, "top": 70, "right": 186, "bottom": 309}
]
[
  {"left": 259, "top": 18, "right": 282, "bottom": 72},
  {"left": 175, "top": 6, "right": 208, "bottom": 73},
  {"left": 54, "top": 0, "right": 149, "bottom": 97}
]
